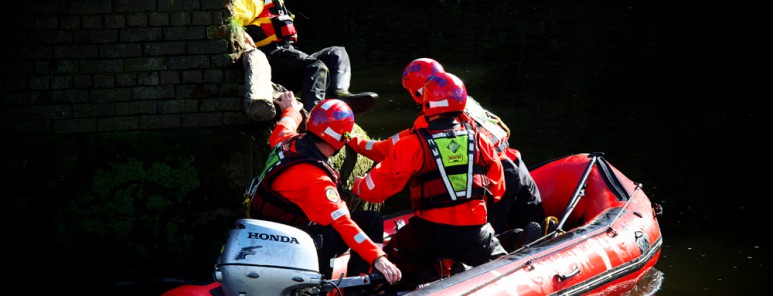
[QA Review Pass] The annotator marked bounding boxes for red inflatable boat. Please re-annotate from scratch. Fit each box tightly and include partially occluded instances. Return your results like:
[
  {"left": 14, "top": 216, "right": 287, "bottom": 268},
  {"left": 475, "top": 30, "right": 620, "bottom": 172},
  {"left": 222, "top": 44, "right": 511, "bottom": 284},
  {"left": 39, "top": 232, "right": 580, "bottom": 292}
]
[{"left": 163, "top": 152, "right": 664, "bottom": 296}]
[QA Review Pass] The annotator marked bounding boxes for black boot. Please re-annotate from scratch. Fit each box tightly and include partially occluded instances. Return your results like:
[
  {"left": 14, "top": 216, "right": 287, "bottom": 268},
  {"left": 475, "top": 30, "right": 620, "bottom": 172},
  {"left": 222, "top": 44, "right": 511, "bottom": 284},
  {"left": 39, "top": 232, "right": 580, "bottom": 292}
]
[{"left": 335, "top": 91, "right": 378, "bottom": 114}]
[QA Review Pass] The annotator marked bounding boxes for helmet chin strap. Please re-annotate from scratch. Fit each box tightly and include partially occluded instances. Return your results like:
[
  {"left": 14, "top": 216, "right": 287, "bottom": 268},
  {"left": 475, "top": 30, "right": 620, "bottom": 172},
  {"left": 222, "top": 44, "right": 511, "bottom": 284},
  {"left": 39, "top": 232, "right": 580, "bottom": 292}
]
[{"left": 314, "top": 140, "right": 339, "bottom": 158}]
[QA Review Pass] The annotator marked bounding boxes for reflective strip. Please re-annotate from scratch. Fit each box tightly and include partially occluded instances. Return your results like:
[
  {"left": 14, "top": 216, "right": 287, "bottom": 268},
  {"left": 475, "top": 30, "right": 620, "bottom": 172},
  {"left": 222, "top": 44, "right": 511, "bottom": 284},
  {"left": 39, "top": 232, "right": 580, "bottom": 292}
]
[
  {"left": 390, "top": 133, "right": 400, "bottom": 144},
  {"left": 365, "top": 174, "right": 375, "bottom": 190},
  {"left": 354, "top": 232, "right": 368, "bottom": 244},
  {"left": 279, "top": 116, "right": 297, "bottom": 126},
  {"left": 320, "top": 99, "right": 335, "bottom": 110},
  {"left": 330, "top": 208, "right": 346, "bottom": 221},
  {"left": 325, "top": 127, "right": 343, "bottom": 142},
  {"left": 365, "top": 140, "right": 376, "bottom": 151},
  {"left": 428, "top": 99, "right": 449, "bottom": 109}
]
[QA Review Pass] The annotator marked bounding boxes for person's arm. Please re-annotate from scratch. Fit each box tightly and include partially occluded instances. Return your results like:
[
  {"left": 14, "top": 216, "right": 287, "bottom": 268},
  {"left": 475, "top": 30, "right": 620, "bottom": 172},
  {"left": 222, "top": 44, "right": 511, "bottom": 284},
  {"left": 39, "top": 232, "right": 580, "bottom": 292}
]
[
  {"left": 268, "top": 91, "right": 304, "bottom": 147},
  {"left": 480, "top": 137, "right": 505, "bottom": 203},
  {"left": 352, "top": 136, "right": 421, "bottom": 203},
  {"left": 278, "top": 164, "right": 386, "bottom": 264},
  {"left": 347, "top": 128, "right": 410, "bottom": 163}
]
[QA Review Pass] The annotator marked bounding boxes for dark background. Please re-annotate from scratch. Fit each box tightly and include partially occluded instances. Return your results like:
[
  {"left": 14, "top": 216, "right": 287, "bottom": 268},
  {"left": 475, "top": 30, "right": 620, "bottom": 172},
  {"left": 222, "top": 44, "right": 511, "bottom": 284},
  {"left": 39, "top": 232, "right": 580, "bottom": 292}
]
[
  {"left": 289, "top": 0, "right": 767, "bottom": 295},
  {"left": 4, "top": 0, "right": 768, "bottom": 295}
]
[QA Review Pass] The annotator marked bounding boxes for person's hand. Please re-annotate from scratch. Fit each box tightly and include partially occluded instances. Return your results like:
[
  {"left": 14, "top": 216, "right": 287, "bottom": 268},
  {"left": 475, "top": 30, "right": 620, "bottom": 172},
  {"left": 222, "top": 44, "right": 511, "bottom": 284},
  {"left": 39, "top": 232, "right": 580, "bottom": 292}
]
[
  {"left": 373, "top": 256, "right": 401, "bottom": 285},
  {"left": 274, "top": 91, "right": 302, "bottom": 111},
  {"left": 244, "top": 32, "right": 257, "bottom": 49}
]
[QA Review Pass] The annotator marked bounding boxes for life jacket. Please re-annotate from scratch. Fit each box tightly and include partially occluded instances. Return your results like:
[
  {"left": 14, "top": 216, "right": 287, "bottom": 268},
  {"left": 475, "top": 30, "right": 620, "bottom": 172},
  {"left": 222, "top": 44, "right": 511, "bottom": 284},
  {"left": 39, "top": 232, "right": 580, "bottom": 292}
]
[
  {"left": 463, "top": 97, "right": 511, "bottom": 154},
  {"left": 410, "top": 125, "right": 491, "bottom": 211},
  {"left": 250, "top": 0, "right": 297, "bottom": 48},
  {"left": 245, "top": 136, "right": 340, "bottom": 226}
]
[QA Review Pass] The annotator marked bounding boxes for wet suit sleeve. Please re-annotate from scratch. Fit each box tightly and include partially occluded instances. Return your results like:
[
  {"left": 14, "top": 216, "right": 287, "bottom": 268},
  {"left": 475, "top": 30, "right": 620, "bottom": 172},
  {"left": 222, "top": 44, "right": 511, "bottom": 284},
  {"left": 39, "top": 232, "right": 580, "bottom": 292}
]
[
  {"left": 347, "top": 128, "right": 411, "bottom": 163},
  {"left": 275, "top": 164, "right": 386, "bottom": 264},
  {"left": 268, "top": 105, "right": 304, "bottom": 147},
  {"left": 480, "top": 137, "right": 505, "bottom": 203},
  {"left": 352, "top": 135, "right": 422, "bottom": 203}
]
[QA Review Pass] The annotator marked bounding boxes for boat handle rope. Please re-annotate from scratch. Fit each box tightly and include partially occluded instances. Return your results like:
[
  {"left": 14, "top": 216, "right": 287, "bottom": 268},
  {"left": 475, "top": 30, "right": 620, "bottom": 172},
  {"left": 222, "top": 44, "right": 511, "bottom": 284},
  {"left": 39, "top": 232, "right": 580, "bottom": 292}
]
[
  {"left": 606, "top": 182, "right": 643, "bottom": 236},
  {"left": 556, "top": 267, "right": 581, "bottom": 281}
]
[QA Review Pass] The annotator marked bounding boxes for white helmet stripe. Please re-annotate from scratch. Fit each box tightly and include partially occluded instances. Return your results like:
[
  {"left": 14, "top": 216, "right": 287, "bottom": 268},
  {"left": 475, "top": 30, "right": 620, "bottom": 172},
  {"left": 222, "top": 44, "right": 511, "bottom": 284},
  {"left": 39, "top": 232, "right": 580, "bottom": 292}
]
[
  {"left": 325, "top": 127, "right": 343, "bottom": 142},
  {"left": 320, "top": 99, "right": 336, "bottom": 110},
  {"left": 428, "top": 99, "right": 449, "bottom": 109}
]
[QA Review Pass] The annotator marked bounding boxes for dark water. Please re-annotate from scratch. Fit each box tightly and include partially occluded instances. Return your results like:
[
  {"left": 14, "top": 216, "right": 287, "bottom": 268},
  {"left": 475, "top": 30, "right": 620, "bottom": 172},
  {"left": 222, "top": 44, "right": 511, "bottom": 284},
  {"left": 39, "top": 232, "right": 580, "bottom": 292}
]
[
  {"left": 283, "top": 1, "right": 766, "bottom": 295},
  {"left": 104, "top": 1, "right": 769, "bottom": 294}
]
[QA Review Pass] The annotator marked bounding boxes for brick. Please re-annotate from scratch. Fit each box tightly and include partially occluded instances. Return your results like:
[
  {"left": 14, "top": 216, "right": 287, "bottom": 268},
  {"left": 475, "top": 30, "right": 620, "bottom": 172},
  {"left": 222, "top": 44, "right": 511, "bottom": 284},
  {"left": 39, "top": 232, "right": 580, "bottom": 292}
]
[
  {"left": 30, "top": 104, "right": 72, "bottom": 120},
  {"left": 91, "top": 88, "right": 132, "bottom": 103},
  {"left": 70, "top": 0, "right": 111, "bottom": 14},
  {"left": 99, "top": 43, "right": 142, "bottom": 58},
  {"left": 149, "top": 13, "right": 170, "bottom": 27},
  {"left": 223, "top": 111, "right": 249, "bottom": 125},
  {"left": 60, "top": 16, "right": 81, "bottom": 30},
  {"left": 55, "top": 118, "right": 97, "bottom": 133},
  {"left": 124, "top": 57, "right": 167, "bottom": 72},
  {"left": 138, "top": 72, "right": 160, "bottom": 86},
  {"left": 132, "top": 85, "right": 175, "bottom": 100},
  {"left": 98, "top": 116, "right": 139, "bottom": 131},
  {"left": 181, "top": 70, "right": 202, "bottom": 84},
  {"left": 158, "top": 99, "right": 198, "bottom": 113},
  {"left": 159, "top": 71, "right": 180, "bottom": 84},
  {"left": 116, "top": 73, "right": 137, "bottom": 87},
  {"left": 80, "top": 59, "right": 123, "bottom": 74},
  {"left": 187, "top": 40, "right": 227, "bottom": 54},
  {"left": 203, "top": 69, "right": 223, "bottom": 83},
  {"left": 159, "top": 0, "right": 200, "bottom": 11},
  {"left": 120, "top": 28, "right": 163, "bottom": 42},
  {"left": 74, "top": 30, "right": 118, "bottom": 43},
  {"left": 144, "top": 41, "right": 186, "bottom": 56},
  {"left": 116, "top": 100, "right": 157, "bottom": 115},
  {"left": 54, "top": 44, "right": 100, "bottom": 59},
  {"left": 164, "top": 26, "right": 205, "bottom": 41},
  {"left": 50, "top": 90, "right": 89, "bottom": 104},
  {"left": 168, "top": 55, "right": 209, "bottom": 70},
  {"left": 127, "top": 13, "right": 149, "bottom": 27},
  {"left": 114, "top": 0, "right": 156, "bottom": 13},
  {"left": 51, "top": 76, "right": 73, "bottom": 89},
  {"left": 105, "top": 15, "right": 127, "bottom": 29},
  {"left": 139, "top": 114, "right": 181, "bottom": 129},
  {"left": 0, "top": 106, "right": 31, "bottom": 121},
  {"left": 200, "top": 97, "right": 240, "bottom": 112},
  {"left": 73, "top": 103, "right": 115, "bottom": 117},
  {"left": 3, "top": 120, "right": 51, "bottom": 135},
  {"left": 93, "top": 74, "right": 116, "bottom": 88},
  {"left": 82, "top": 15, "right": 103, "bottom": 29},
  {"left": 181, "top": 112, "right": 221, "bottom": 127}
]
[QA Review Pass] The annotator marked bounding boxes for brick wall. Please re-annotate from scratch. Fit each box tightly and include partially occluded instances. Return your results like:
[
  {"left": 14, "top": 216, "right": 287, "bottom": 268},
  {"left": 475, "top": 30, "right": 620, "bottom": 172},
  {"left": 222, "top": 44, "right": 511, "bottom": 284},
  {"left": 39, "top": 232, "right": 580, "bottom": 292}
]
[{"left": 1, "top": 0, "right": 248, "bottom": 135}]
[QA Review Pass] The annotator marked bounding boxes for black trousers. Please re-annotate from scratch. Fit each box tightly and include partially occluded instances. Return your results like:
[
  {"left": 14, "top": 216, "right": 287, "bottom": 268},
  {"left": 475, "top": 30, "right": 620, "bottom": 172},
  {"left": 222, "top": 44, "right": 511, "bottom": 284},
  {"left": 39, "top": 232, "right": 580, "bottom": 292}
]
[
  {"left": 384, "top": 216, "right": 507, "bottom": 291},
  {"left": 302, "top": 210, "right": 384, "bottom": 279},
  {"left": 249, "top": 36, "right": 353, "bottom": 111},
  {"left": 488, "top": 156, "right": 546, "bottom": 233}
]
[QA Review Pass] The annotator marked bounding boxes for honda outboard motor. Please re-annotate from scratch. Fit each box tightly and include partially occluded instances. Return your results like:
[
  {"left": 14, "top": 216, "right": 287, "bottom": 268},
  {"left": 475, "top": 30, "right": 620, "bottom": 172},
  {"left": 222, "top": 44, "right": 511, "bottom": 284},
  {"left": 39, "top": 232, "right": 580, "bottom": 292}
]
[{"left": 214, "top": 219, "right": 323, "bottom": 296}]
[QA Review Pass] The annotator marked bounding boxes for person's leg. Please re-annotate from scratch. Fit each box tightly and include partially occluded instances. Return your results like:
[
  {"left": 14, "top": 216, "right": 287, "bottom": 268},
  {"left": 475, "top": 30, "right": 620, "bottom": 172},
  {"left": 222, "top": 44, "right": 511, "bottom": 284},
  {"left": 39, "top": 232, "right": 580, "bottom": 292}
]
[
  {"left": 383, "top": 217, "right": 435, "bottom": 292},
  {"left": 488, "top": 157, "right": 518, "bottom": 234},
  {"left": 302, "top": 225, "right": 345, "bottom": 279},
  {"left": 452, "top": 223, "right": 507, "bottom": 267},
  {"left": 347, "top": 210, "right": 384, "bottom": 276},
  {"left": 507, "top": 156, "right": 546, "bottom": 230},
  {"left": 310, "top": 46, "right": 377, "bottom": 113},
  {"left": 310, "top": 46, "right": 350, "bottom": 94},
  {"left": 264, "top": 47, "right": 329, "bottom": 112}
]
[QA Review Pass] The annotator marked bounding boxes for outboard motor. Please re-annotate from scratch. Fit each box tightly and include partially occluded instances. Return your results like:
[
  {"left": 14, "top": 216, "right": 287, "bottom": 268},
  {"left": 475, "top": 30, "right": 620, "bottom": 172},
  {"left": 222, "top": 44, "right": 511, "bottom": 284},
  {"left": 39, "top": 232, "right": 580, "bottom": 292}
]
[{"left": 214, "top": 219, "right": 323, "bottom": 296}]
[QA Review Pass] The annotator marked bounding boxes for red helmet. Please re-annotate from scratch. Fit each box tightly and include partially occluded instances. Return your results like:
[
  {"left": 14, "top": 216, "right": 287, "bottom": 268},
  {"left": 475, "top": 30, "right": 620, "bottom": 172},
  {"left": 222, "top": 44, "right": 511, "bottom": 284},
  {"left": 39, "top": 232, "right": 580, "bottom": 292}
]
[
  {"left": 306, "top": 99, "right": 354, "bottom": 150},
  {"left": 402, "top": 58, "right": 445, "bottom": 104},
  {"left": 422, "top": 72, "right": 467, "bottom": 117}
]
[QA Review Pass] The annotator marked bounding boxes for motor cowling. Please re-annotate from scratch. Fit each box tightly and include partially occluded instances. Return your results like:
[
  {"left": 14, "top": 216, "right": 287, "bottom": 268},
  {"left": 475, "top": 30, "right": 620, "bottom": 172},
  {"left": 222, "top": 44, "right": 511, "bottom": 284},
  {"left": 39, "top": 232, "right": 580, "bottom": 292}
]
[{"left": 214, "top": 219, "right": 322, "bottom": 296}]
